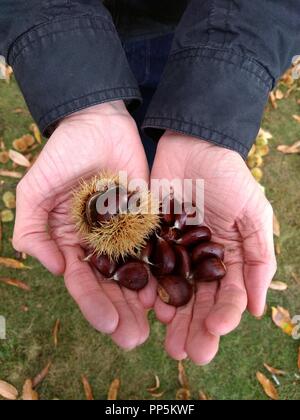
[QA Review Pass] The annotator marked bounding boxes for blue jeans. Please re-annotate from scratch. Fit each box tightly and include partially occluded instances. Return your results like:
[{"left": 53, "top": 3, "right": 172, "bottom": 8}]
[{"left": 123, "top": 33, "right": 174, "bottom": 167}]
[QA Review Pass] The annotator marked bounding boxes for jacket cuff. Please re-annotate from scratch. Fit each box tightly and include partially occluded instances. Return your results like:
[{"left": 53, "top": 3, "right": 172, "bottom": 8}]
[
  {"left": 143, "top": 48, "right": 273, "bottom": 158},
  {"left": 8, "top": 17, "right": 141, "bottom": 136}
]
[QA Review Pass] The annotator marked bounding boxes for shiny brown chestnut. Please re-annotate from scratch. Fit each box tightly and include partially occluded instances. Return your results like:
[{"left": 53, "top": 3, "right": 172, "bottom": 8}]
[
  {"left": 158, "top": 275, "right": 193, "bottom": 307},
  {"left": 193, "top": 257, "right": 227, "bottom": 283},
  {"left": 112, "top": 262, "right": 149, "bottom": 291},
  {"left": 152, "top": 235, "right": 176, "bottom": 275},
  {"left": 176, "top": 226, "right": 212, "bottom": 247},
  {"left": 91, "top": 254, "right": 118, "bottom": 277},
  {"left": 191, "top": 242, "right": 225, "bottom": 263},
  {"left": 173, "top": 245, "right": 191, "bottom": 280}
]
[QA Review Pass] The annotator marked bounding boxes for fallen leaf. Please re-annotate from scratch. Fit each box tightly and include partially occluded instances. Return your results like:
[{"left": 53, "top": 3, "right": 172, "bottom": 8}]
[
  {"left": 275, "top": 242, "right": 281, "bottom": 255},
  {"left": 22, "top": 379, "right": 39, "bottom": 401},
  {"left": 32, "top": 361, "right": 52, "bottom": 388},
  {"left": 8, "top": 149, "right": 31, "bottom": 168},
  {"left": 81, "top": 375, "right": 94, "bottom": 401},
  {"left": 147, "top": 375, "right": 160, "bottom": 393},
  {"left": 256, "top": 144, "right": 270, "bottom": 157},
  {"left": 247, "top": 154, "right": 263, "bottom": 169},
  {"left": 13, "top": 135, "right": 34, "bottom": 152},
  {"left": 176, "top": 388, "right": 191, "bottom": 400},
  {"left": 269, "top": 281, "right": 288, "bottom": 291},
  {"left": 107, "top": 378, "right": 120, "bottom": 400},
  {"left": 292, "top": 115, "right": 300, "bottom": 123},
  {"left": 273, "top": 214, "right": 280, "bottom": 237},
  {"left": 2, "top": 191, "right": 16, "bottom": 209},
  {"left": 298, "top": 348, "right": 300, "bottom": 371},
  {"left": 0, "top": 257, "right": 30, "bottom": 269},
  {"left": 52, "top": 319, "right": 61, "bottom": 347},
  {"left": 263, "top": 363, "right": 287, "bottom": 376},
  {"left": 0, "top": 169, "right": 23, "bottom": 179},
  {"left": 256, "top": 371, "right": 279, "bottom": 400},
  {"left": 12, "top": 108, "right": 29, "bottom": 115},
  {"left": 272, "top": 306, "right": 294, "bottom": 336},
  {"left": 257, "top": 128, "right": 273, "bottom": 146},
  {"left": 0, "top": 277, "right": 31, "bottom": 291},
  {"left": 275, "top": 89, "right": 284, "bottom": 100},
  {"left": 269, "top": 92, "right": 278, "bottom": 109},
  {"left": 29, "top": 123, "right": 42, "bottom": 144},
  {"left": 199, "top": 390, "right": 209, "bottom": 400},
  {"left": 150, "top": 391, "right": 165, "bottom": 398},
  {"left": 0, "top": 209, "right": 14, "bottom": 223},
  {"left": 0, "top": 380, "right": 18, "bottom": 400},
  {"left": 277, "top": 140, "right": 300, "bottom": 154},
  {"left": 0, "top": 151, "right": 9, "bottom": 164},
  {"left": 251, "top": 167, "right": 263, "bottom": 182},
  {"left": 178, "top": 361, "right": 189, "bottom": 389}
]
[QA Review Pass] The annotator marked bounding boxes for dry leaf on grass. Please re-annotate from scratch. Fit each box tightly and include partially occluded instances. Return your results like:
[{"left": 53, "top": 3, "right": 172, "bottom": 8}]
[
  {"left": 275, "top": 89, "right": 284, "bottom": 100},
  {"left": 22, "top": 379, "right": 39, "bottom": 401},
  {"left": 29, "top": 123, "right": 42, "bottom": 144},
  {"left": 81, "top": 375, "right": 94, "bottom": 401},
  {"left": 32, "top": 361, "right": 52, "bottom": 388},
  {"left": 269, "top": 92, "right": 278, "bottom": 109},
  {"left": 269, "top": 281, "right": 288, "bottom": 291},
  {"left": 0, "top": 277, "right": 31, "bottom": 291},
  {"left": 0, "top": 257, "right": 31, "bottom": 269},
  {"left": 176, "top": 388, "right": 191, "bottom": 400},
  {"left": 147, "top": 375, "right": 160, "bottom": 393},
  {"left": 52, "top": 319, "right": 61, "bottom": 347},
  {"left": 256, "top": 372, "right": 279, "bottom": 400},
  {"left": 0, "top": 169, "right": 23, "bottom": 179},
  {"left": 0, "top": 209, "right": 14, "bottom": 223},
  {"left": 8, "top": 149, "right": 31, "bottom": 167},
  {"left": 277, "top": 140, "right": 300, "bottom": 154},
  {"left": 13, "top": 135, "right": 35, "bottom": 153},
  {"left": 292, "top": 115, "right": 300, "bottom": 123},
  {"left": 272, "top": 306, "right": 295, "bottom": 336},
  {"left": 273, "top": 214, "right": 281, "bottom": 237},
  {"left": 264, "top": 363, "right": 287, "bottom": 376},
  {"left": 107, "top": 379, "right": 120, "bottom": 400},
  {"left": 0, "top": 151, "right": 9, "bottom": 164},
  {"left": 199, "top": 390, "right": 209, "bottom": 400},
  {"left": 2, "top": 191, "right": 16, "bottom": 209},
  {"left": 0, "top": 380, "right": 18, "bottom": 400},
  {"left": 178, "top": 361, "right": 189, "bottom": 389}
]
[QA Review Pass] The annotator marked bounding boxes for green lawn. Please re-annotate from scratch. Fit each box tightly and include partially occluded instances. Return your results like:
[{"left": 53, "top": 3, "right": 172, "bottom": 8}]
[{"left": 0, "top": 77, "right": 299, "bottom": 400}]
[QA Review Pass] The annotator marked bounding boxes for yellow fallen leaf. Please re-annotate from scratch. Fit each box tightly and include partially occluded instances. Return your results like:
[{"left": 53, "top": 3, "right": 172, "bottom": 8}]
[
  {"left": 81, "top": 375, "right": 94, "bottom": 401},
  {"left": 32, "top": 361, "right": 52, "bottom": 388},
  {"left": 292, "top": 115, "right": 300, "bottom": 123},
  {"left": 251, "top": 167, "right": 263, "bottom": 182},
  {"left": 0, "top": 257, "right": 31, "bottom": 269},
  {"left": 0, "top": 277, "right": 31, "bottom": 291},
  {"left": 8, "top": 149, "right": 31, "bottom": 167},
  {"left": 256, "top": 128, "right": 272, "bottom": 146},
  {"left": 29, "top": 123, "right": 42, "bottom": 144},
  {"left": 176, "top": 388, "right": 191, "bottom": 400},
  {"left": 256, "top": 372, "right": 279, "bottom": 400},
  {"left": 269, "top": 281, "right": 288, "bottom": 291},
  {"left": 2, "top": 191, "right": 16, "bottom": 209},
  {"left": 247, "top": 154, "right": 263, "bottom": 169},
  {"left": 275, "top": 89, "right": 284, "bottom": 100},
  {"left": 263, "top": 363, "right": 287, "bottom": 376},
  {"left": 178, "top": 361, "right": 189, "bottom": 389},
  {"left": 277, "top": 140, "right": 300, "bottom": 154},
  {"left": 0, "top": 169, "right": 23, "bottom": 179},
  {"left": 107, "top": 378, "right": 120, "bottom": 400},
  {"left": 52, "top": 319, "right": 61, "bottom": 348},
  {"left": 271, "top": 306, "right": 294, "bottom": 336},
  {"left": 273, "top": 214, "right": 280, "bottom": 237},
  {"left": 0, "top": 380, "right": 18, "bottom": 400},
  {"left": 0, "top": 209, "right": 14, "bottom": 223},
  {"left": 22, "top": 379, "right": 39, "bottom": 401},
  {"left": 248, "top": 144, "right": 256, "bottom": 157},
  {"left": 13, "top": 135, "right": 35, "bottom": 152}
]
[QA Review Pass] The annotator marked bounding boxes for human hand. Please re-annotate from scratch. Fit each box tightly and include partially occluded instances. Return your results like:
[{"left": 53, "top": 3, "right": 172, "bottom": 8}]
[
  {"left": 13, "top": 101, "right": 156, "bottom": 350},
  {"left": 151, "top": 131, "right": 277, "bottom": 364}
]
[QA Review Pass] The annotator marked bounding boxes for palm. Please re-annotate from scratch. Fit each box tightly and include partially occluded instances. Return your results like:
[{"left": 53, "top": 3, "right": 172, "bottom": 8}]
[
  {"left": 14, "top": 103, "right": 155, "bottom": 350},
  {"left": 151, "top": 133, "right": 276, "bottom": 364}
]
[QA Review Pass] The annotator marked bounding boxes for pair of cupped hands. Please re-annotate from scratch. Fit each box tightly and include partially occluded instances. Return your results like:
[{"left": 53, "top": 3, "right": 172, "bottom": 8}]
[{"left": 13, "top": 101, "right": 276, "bottom": 364}]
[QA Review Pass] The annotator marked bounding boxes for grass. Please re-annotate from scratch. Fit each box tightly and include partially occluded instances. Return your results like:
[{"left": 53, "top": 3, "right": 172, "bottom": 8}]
[{"left": 0, "top": 77, "right": 300, "bottom": 400}]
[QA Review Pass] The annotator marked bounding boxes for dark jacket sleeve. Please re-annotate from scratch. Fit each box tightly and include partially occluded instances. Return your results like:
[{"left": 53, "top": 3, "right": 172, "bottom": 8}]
[
  {"left": 143, "top": 0, "right": 300, "bottom": 158},
  {"left": 0, "top": 0, "right": 141, "bottom": 136}
]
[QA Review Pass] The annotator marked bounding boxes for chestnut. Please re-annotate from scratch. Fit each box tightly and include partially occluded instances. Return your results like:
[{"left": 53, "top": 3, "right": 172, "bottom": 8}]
[
  {"left": 160, "top": 197, "right": 176, "bottom": 226},
  {"left": 193, "top": 257, "right": 227, "bottom": 283},
  {"left": 191, "top": 242, "right": 225, "bottom": 263},
  {"left": 152, "top": 235, "right": 176, "bottom": 275},
  {"left": 176, "top": 226, "right": 211, "bottom": 247},
  {"left": 158, "top": 275, "right": 193, "bottom": 307},
  {"left": 112, "top": 262, "right": 149, "bottom": 291},
  {"left": 91, "top": 254, "right": 118, "bottom": 277},
  {"left": 173, "top": 245, "right": 191, "bottom": 280},
  {"left": 173, "top": 203, "right": 196, "bottom": 231}
]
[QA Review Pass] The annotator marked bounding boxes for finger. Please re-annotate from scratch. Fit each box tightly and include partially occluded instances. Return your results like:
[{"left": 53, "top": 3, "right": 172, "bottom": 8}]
[
  {"left": 138, "top": 274, "right": 157, "bottom": 309},
  {"left": 63, "top": 246, "right": 119, "bottom": 334},
  {"left": 122, "top": 287, "right": 150, "bottom": 346},
  {"left": 237, "top": 196, "right": 277, "bottom": 317},
  {"left": 13, "top": 184, "right": 65, "bottom": 275},
  {"left": 205, "top": 262, "right": 247, "bottom": 336},
  {"left": 164, "top": 296, "right": 195, "bottom": 361},
  {"left": 100, "top": 277, "right": 143, "bottom": 350},
  {"left": 185, "top": 282, "right": 220, "bottom": 366},
  {"left": 154, "top": 296, "right": 177, "bottom": 324}
]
